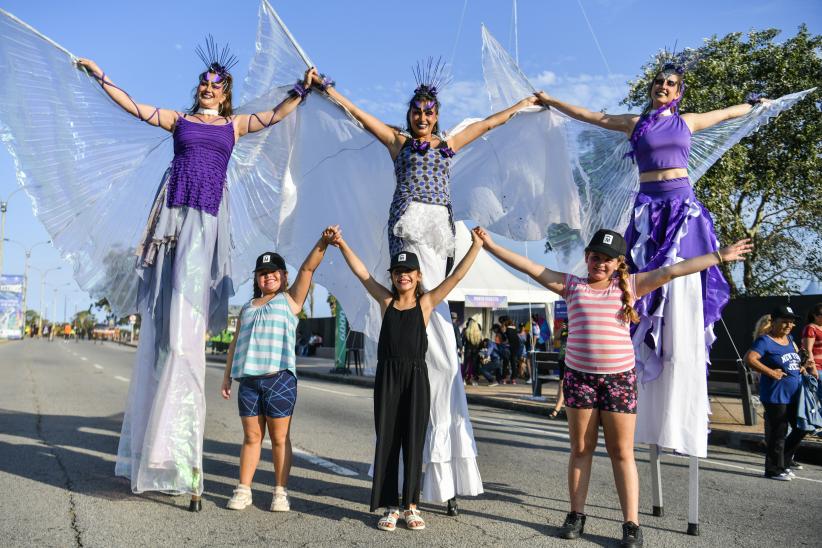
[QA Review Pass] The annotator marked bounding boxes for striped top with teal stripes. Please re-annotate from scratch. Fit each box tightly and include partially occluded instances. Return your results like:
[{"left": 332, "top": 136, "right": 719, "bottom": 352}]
[{"left": 231, "top": 292, "right": 298, "bottom": 379}]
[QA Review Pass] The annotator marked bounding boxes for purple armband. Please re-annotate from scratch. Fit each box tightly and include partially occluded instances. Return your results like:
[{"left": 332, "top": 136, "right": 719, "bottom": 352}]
[
  {"left": 289, "top": 82, "right": 310, "bottom": 100},
  {"left": 318, "top": 74, "right": 335, "bottom": 92},
  {"left": 745, "top": 92, "right": 764, "bottom": 106}
]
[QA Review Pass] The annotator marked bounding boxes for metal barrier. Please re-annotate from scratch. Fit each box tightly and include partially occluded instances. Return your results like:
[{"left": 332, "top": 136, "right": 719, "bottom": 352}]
[{"left": 529, "top": 350, "right": 559, "bottom": 399}]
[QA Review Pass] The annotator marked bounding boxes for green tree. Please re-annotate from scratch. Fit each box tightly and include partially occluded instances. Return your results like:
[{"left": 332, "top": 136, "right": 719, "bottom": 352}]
[
  {"left": 25, "top": 309, "right": 39, "bottom": 324},
  {"left": 326, "top": 293, "right": 338, "bottom": 317},
  {"left": 623, "top": 26, "right": 821, "bottom": 295}
]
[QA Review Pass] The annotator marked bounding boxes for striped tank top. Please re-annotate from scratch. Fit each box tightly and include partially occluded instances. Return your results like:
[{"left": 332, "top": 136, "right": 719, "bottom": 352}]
[
  {"left": 231, "top": 292, "right": 298, "bottom": 379},
  {"left": 562, "top": 274, "right": 637, "bottom": 374}
]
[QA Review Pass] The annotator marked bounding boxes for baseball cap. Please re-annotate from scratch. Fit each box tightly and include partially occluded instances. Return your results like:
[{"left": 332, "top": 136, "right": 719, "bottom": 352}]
[
  {"left": 771, "top": 305, "right": 800, "bottom": 321},
  {"left": 253, "top": 252, "right": 286, "bottom": 273},
  {"left": 388, "top": 251, "right": 420, "bottom": 271},
  {"left": 585, "top": 229, "right": 627, "bottom": 259}
]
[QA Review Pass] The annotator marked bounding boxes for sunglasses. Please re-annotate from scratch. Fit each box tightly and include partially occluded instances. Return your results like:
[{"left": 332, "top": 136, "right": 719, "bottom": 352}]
[{"left": 653, "top": 78, "right": 680, "bottom": 88}]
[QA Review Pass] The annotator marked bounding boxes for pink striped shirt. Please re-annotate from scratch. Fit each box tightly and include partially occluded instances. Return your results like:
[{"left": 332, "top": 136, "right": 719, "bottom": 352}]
[{"left": 562, "top": 274, "right": 637, "bottom": 374}]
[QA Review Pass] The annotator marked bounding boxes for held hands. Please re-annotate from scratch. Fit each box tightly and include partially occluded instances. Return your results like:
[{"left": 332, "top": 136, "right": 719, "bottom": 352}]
[
  {"left": 303, "top": 67, "right": 320, "bottom": 89},
  {"left": 534, "top": 91, "right": 552, "bottom": 107},
  {"left": 470, "top": 227, "right": 485, "bottom": 249},
  {"left": 75, "top": 58, "right": 102, "bottom": 78},
  {"left": 519, "top": 95, "right": 541, "bottom": 108},
  {"left": 321, "top": 224, "right": 341, "bottom": 247},
  {"left": 220, "top": 376, "right": 231, "bottom": 399},
  {"left": 718, "top": 239, "right": 753, "bottom": 263},
  {"left": 472, "top": 226, "right": 494, "bottom": 247}
]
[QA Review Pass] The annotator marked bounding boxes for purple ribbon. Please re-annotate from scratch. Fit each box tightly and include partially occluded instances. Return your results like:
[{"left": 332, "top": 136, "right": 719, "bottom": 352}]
[{"left": 410, "top": 139, "right": 430, "bottom": 154}]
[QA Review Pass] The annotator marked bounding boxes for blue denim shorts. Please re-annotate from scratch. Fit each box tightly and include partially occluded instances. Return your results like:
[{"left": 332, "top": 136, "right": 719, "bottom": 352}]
[{"left": 237, "top": 371, "right": 297, "bottom": 418}]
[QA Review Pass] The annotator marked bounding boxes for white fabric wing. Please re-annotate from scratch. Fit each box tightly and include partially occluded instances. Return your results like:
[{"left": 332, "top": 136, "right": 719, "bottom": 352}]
[{"left": 0, "top": 8, "right": 174, "bottom": 315}]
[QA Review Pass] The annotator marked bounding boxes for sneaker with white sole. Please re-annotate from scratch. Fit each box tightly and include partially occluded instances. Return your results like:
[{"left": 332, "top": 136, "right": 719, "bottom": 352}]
[
  {"left": 785, "top": 469, "right": 796, "bottom": 478},
  {"left": 765, "top": 472, "right": 792, "bottom": 481},
  {"left": 271, "top": 486, "right": 290, "bottom": 512},
  {"left": 226, "top": 485, "right": 253, "bottom": 510}
]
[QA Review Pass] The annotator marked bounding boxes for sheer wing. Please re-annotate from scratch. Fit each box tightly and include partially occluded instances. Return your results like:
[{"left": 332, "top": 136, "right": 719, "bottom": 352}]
[
  {"left": 0, "top": 8, "right": 173, "bottom": 316},
  {"left": 460, "top": 26, "right": 637, "bottom": 271},
  {"left": 688, "top": 88, "right": 816, "bottom": 182}
]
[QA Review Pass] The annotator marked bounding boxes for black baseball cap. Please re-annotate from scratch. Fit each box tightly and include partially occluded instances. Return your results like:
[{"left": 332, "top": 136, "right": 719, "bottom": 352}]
[
  {"left": 388, "top": 251, "right": 420, "bottom": 271},
  {"left": 585, "top": 229, "right": 627, "bottom": 259},
  {"left": 771, "top": 305, "right": 800, "bottom": 321},
  {"left": 253, "top": 252, "right": 286, "bottom": 273}
]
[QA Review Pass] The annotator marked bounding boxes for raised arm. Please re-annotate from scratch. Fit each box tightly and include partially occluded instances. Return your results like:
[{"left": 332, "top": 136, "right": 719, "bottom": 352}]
[
  {"left": 534, "top": 91, "right": 638, "bottom": 136},
  {"left": 682, "top": 98, "right": 769, "bottom": 133},
  {"left": 421, "top": 231, "right": 483, "bottom": 317},
  {"left": 446, "top": 96, "right": 539, "bottom": 152},
  {"left": 635, "top": 239, "right": 753, "bottom": 298},
  {"left": 286, "top": 225, "right": 336, "bottom": 312},
  {"left": 332, "top": 231, "right": 393, "bottom": 308},
  {"left": 473, "top": 227, "right": 566, "bottom": 295},
  {"left": 236, "top": 67, "right": 317, "bottom": 137},
  {"left": 76, "top": 58, "right": 178, "bottom": 132},
  {"left": 321, "top": 82, "right": 405, "bottom": 157}
]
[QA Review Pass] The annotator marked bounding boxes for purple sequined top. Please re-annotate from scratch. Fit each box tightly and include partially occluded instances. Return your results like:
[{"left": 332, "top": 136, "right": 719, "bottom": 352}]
[
  {"left": 166, "top": 116, "right": 235, "bottom": 216},
  {"left": 387, "top": 141, "right": 455, "bottom": 256},
  {"left": 635, "top": 114, "right": 691, "bottom": 174}
]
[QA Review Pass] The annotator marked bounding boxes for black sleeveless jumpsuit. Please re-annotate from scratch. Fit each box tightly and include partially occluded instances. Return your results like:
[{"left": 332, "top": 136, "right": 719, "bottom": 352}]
[{"left": 370, "top": 299, "right": 431, "bottom": 511}]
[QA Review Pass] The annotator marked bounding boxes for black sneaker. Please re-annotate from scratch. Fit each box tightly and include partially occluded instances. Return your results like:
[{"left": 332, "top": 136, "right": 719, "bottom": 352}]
[
  {"left": 620, "top": 521, "right": 643, "bottom": 547},
  {"left": 558, "top": 511, "right": 586, "bottom": 539},
  {"left": 788, "top": 460, "right": 804, "bottom": 470}
]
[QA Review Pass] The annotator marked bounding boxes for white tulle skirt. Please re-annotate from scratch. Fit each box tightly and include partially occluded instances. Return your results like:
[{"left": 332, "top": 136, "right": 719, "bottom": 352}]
[
  {"left": 394, "top": 202, "right": 483, "bottom": 502},
  {"left": 115, "top": 179, "right": 233, "bottom": 495}
]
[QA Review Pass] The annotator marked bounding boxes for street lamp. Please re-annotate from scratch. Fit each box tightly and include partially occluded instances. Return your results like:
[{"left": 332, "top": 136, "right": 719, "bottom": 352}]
[
  {"left": 0, "top": 187, "right": 25, "bottom": 277},
  {"left": 32, "top": 266, "right": 61, "bottom": 336},
  {"left": 4, "top": 238, "right": 51, "bottom": 320}
]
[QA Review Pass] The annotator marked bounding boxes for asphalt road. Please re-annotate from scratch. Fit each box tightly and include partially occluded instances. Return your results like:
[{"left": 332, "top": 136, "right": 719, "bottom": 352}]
[{"left": 1, "top": 339, "right": 820, "bottom": 547}]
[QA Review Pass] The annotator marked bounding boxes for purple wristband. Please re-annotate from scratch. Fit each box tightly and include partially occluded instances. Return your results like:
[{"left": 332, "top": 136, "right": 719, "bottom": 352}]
[
  {"left": 290, "top": 82, "right": 310, "bottom": 100},
  {"left": 318, "top": 74, "right": 335, "bottom": 92}
]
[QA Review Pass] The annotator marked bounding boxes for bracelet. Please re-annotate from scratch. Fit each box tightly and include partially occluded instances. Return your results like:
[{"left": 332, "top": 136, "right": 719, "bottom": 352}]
[
  {"left": 715, "top": 250, "right": 724, "bottom": 265},
  {"left": 318, "top": 74, "right": 335, "bottom": 92},
  {"left": 289, "top": 81, "right": 310, "bottom": 100},
  {"left": 745, "top": 92, "right": 764, "bottom": 106}
]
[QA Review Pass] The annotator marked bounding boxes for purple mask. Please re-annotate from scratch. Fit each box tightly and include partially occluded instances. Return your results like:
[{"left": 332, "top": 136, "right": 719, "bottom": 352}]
[{"left": 413, "top": 100, "right": 436, "bottom": 111}]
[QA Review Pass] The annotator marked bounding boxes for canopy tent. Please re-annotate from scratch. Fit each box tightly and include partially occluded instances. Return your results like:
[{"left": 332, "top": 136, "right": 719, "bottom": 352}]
[{"left": 447, "top": 222, "right": 559, "bottom": 307}]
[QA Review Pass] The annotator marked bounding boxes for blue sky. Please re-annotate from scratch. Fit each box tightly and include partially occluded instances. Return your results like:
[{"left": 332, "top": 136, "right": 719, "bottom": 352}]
[{"left": 0, "top": 0, "right": 819, "bottom": 321}]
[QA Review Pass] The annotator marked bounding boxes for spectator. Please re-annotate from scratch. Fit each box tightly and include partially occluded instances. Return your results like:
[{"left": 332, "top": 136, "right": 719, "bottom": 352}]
[
  {"left": 307, "top": 332, "right": 323, "bottom": 356},
  {"left": 801, "top": 303, "right": 822, "bottom": 377},
  {"left": 518, "top": 323, "right": 530, "bottom": 383},
  {"left": 745, "top": 306, "right": 818, "bottom": 480},
  {"left": 477, "top": 336, "right": 503, "bottom": 386},
  {"left": 500, "top": 317, "right": 520, "bottom": 384},
  {"left": 462, "top": 319, "right": 482, "bottom": 386},
  {"left": 296, "top": 335, "right": 308, "bottom": 357}
]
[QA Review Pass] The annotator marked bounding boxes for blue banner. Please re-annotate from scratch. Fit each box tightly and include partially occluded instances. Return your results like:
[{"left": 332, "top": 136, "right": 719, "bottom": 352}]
[
  {"left": 0, "top": 275, "right": 24, "bottom": 339},
  {"left": 554, "top": 300, "right": 568, "bottom": 320}
]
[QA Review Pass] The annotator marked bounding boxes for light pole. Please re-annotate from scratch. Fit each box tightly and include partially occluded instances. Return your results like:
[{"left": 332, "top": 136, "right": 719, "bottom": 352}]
[
  {"left": 4, "top": 239, "right": 51, "bottom": 322},
  {"left": 0, "top": 187, "right": 25, "bottom": 277},
  {"left": 33, "top": 266, "right": 61, "bottom": 336}
]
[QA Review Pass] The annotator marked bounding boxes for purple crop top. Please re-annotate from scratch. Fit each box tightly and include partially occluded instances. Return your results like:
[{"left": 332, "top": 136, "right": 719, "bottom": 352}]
[
  {"left": 166, "top": 116, "right": 235, "bottom": 216},
  {"left": 634, "top": 114, "right": 691, "bottom": 174}
]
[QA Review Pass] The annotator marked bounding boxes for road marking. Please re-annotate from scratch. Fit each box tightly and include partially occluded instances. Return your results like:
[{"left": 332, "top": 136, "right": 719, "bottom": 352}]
[
  {"left": 300, "top": 382, "right": 370, "bottom": 399},
  {"left": 263, "top": 440, "right": 358, "bottom": 476},
  {"left": 669, "top": 453, "right": 822, "bottom": 484},
  {"left": 471, "top": 416, "right": 571, "bottom": 442},
  {"left": 114, "top": 376, "right": 130, "bottom": 383},
  {"left": 93, "top": 364, "right": 103, "bottom": 370},
  {"left": 80, "top": 357, "right": 88, "bottom": 361}
]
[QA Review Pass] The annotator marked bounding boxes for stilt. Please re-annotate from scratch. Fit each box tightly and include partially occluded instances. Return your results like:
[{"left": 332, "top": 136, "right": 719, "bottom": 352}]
[
  {"left": 649, "top": 444, "right": 663, "bottom": 517},
  {"left": 686, "top": 456, "right": 699, "bottom": 535}
]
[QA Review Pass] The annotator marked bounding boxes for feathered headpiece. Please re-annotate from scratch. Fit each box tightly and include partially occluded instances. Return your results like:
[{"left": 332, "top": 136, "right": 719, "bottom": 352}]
[
  {"left": 195, "top": 35, "right": 239, "bottom": 83},
  {"left": 411, "top": 56, "right": 451, "bottom": 99}
]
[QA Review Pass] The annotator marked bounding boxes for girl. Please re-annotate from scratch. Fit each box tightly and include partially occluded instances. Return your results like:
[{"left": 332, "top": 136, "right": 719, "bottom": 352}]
[
  {"left": 220, "top": 227, "right": 336, "bottom": 512},
  {"left": 331, "top": 226, "right": 483, "bottom": 531},
  {"left": 315, "top": 62, "right": 537, "bottom": 512},
  {"left": 474, "top": 226, "right": 751, "bottom": 547}
]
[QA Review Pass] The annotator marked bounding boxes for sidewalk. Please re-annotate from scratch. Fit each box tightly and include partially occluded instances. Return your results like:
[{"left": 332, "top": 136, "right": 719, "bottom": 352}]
[{"left": 208, "top": 351, "right": 820, "bottom": 464}]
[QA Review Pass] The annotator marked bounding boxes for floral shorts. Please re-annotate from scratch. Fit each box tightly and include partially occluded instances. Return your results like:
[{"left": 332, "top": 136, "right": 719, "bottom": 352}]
[{"left": 562, "top": 368, "right": 637, "bottom": 414}]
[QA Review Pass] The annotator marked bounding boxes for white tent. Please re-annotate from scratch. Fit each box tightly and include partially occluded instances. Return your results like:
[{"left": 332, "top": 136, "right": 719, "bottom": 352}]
[{"left": 447, "top": 222, "right": 559, "bottom": 307}]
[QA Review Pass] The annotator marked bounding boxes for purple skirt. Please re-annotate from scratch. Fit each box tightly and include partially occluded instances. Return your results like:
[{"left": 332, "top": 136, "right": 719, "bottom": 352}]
[{"left": 623, "top": 178, "right": 729, "bottom": 382}]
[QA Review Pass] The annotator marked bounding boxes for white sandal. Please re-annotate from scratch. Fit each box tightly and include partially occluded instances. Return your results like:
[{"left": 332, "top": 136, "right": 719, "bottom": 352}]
[
  {"left": 377, "top": 508, "right": 401, "bottom": 531},
  {"left": 402, "top": 508, "right": 426, "bottom": 530}
]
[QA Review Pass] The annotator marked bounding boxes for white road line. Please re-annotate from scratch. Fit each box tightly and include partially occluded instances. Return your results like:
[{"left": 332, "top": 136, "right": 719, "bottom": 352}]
[
  {"left": 669, "top": 453, "right": 822, "bottom": 484},
  {"left": 114, "top": 375, "right": 130, "bottom": 383},
  {"left": 300, "top": 382, "right": 370, "bottom": 399},
  {"left": 471, "top": 416, "right": 571, "bottom": 442},
  {"left": 262, "top": 440, "right": 359, "bottom": 476},
  {"left": 93, "top": 364, "right": 103, "bottom": 370},
  {"left": 80, "top": 357, "right": 88, "bottom": 361}
]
